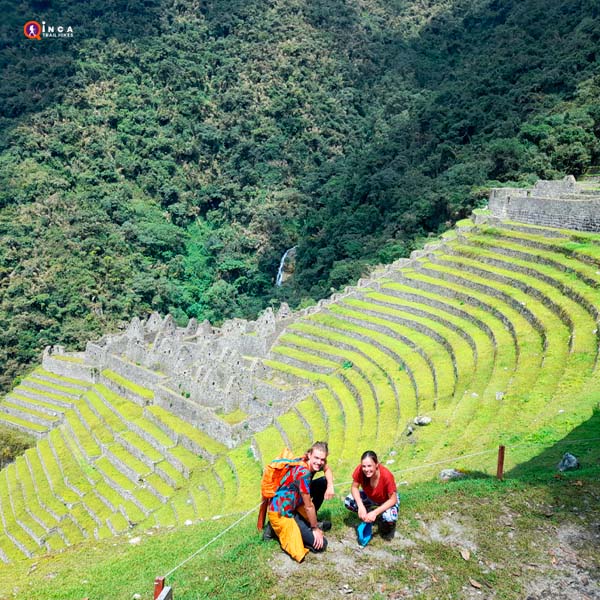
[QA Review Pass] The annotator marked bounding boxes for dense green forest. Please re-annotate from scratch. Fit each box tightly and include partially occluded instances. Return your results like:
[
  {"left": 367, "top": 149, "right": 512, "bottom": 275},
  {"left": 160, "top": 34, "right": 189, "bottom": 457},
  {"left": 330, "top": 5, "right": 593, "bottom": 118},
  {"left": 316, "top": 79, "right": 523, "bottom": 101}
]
[{"left": 1, "top": 0, "right": 599, "bottom": 391}]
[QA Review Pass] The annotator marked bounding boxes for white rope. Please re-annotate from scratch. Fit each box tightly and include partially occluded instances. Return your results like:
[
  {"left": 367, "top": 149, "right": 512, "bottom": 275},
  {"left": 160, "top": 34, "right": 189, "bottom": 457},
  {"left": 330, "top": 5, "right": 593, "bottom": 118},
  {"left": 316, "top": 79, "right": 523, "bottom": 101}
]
[
  {"left": 161, "top": 435, "right": 600, "bottom": 579},
  {"left": 162, "top": 501, "right": 261, "bottom": 579}
]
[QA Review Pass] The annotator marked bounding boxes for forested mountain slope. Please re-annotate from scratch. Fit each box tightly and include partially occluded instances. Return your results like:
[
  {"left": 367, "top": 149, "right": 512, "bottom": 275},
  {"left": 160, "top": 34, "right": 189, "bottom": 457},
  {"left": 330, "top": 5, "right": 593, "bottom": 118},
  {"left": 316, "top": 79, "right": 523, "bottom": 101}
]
[{"left": 1, "top": 0, "right": 599, "bottom": 391}]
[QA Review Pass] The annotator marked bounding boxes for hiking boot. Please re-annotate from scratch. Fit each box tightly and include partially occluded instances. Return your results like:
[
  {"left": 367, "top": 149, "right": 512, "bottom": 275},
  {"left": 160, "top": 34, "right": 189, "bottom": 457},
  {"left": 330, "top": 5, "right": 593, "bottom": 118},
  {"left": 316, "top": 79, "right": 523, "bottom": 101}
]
[
  {"left": 317, "top": 520, "right": 332, "bottom": 532},
  {"left": 379, "top": 521, "right": 396, "bottom": 540},
  {"left": 262, "top": 522, "right": 276, "bottom": 541}
]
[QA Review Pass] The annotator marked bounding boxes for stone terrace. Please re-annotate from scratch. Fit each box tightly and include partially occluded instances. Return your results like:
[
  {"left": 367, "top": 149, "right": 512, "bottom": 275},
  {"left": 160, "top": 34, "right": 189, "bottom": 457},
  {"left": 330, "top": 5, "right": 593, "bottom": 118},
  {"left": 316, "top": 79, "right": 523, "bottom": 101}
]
[
  {"left": 1, "top": 177, "right": 599, "bottom": 561},
  {"left": 489, "top": 175, "right": 600, "bottom": 231}
]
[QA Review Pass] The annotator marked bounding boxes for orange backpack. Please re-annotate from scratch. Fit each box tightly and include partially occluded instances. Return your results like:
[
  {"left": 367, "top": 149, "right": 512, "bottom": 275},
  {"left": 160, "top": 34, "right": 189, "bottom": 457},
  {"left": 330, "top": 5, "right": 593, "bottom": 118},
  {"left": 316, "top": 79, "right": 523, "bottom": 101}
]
[{"left": 257, "top": 447, "right": 307, "bottom": 530}]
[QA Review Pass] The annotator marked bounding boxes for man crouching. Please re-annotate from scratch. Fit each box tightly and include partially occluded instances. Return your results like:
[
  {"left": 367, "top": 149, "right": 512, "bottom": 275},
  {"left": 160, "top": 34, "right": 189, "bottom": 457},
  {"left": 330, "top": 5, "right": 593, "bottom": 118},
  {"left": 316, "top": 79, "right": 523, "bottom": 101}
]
[{"left": 266, "top": 441, "right": 333, "bottom": 561}]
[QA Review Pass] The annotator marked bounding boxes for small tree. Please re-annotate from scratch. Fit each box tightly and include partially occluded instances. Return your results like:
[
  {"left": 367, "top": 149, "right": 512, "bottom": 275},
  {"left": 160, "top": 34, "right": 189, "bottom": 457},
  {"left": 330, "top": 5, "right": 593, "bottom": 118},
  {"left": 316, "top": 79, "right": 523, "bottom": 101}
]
[{"left": 0, "top": 427, "right": 35, "bottom": 470}]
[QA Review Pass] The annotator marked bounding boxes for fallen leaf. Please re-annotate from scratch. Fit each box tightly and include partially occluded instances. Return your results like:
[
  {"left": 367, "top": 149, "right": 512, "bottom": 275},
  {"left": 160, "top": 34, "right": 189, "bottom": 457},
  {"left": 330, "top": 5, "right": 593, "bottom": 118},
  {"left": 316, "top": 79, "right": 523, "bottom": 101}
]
[
  {"left": 572, "top": 480, "right": 583, "bottom": 486},
  {"left": 460, "top": 548, "right": 471, "bottom": 561},
  {"left": 431, "top": 574, "right": 438, "bottom": 583},
  {"left": 469, "top": 578, "right": 482, "bottom": 589}
]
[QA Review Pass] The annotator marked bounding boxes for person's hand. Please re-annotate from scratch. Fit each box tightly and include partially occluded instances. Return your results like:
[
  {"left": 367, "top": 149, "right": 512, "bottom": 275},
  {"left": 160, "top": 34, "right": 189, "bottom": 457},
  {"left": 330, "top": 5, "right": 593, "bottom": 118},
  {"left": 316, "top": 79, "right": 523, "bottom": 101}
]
[
  {"left": 325, "top": 484, "right": 335, "bottom": 500},
  {"left": 357, "top": 505, "right": 368, "bottom": 521},
  {"left": 364, "top": 510, "right": 378, "bottom": 523},
  {"left": 312, "top": 527, "right": 324, "bottom": 550}
]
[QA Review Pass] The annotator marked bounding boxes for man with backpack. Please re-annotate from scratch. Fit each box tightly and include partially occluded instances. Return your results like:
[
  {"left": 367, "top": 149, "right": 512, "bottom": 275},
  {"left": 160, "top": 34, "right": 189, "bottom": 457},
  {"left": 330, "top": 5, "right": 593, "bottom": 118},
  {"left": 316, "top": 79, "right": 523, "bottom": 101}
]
[{"left": 264, "top": 441, "right": 334, "bottom": 562}]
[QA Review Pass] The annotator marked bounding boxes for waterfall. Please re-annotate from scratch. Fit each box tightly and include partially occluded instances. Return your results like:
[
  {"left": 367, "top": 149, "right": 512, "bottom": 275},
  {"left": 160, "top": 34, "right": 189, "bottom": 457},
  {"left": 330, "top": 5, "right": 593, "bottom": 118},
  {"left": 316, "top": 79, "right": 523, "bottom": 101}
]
[{"left": 276, "top": 246, "right": 296, "bottom": 286}]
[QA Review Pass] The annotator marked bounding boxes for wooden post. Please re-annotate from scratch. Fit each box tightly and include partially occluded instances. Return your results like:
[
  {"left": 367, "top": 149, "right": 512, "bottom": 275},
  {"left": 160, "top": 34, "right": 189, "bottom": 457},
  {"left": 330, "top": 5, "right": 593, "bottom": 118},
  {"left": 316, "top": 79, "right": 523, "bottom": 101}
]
[
  {"left": 496, "top": 445, "right": 505, "bottom": 480},
  {"left": 154, "top": 576, "right": 165, "bottom": 600}
]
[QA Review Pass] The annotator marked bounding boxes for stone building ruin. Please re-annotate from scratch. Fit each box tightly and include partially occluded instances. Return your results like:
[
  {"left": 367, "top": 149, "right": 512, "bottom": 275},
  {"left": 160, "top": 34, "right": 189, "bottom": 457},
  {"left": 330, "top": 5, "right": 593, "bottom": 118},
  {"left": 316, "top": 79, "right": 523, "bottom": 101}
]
[{"left": 488, "top": 175, "right": 600, "bottom": 232}]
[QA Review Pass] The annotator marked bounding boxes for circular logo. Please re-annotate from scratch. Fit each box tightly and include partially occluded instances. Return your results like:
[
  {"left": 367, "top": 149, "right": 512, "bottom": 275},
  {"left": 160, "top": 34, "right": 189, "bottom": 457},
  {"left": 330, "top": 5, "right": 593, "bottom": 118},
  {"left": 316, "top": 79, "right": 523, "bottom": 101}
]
[{"left": 24, "top": 21, "right": 42, "bottom": 40}]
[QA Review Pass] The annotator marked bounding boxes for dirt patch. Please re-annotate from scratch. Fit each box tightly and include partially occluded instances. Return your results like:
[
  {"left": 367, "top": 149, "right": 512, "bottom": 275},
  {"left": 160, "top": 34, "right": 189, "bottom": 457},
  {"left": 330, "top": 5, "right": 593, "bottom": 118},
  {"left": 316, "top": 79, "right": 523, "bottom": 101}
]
[
  {"left": 267, "top": 520, "right": 453, "bottom": 599},
  {"left": 267, "top": 513, "right": 599, "bottom": 599},
  {"left": 524, "top": 523, "right": 600, "bottom": 600},
  {"left": 414, "top": 515, "right": 478, "bottom": 552}
]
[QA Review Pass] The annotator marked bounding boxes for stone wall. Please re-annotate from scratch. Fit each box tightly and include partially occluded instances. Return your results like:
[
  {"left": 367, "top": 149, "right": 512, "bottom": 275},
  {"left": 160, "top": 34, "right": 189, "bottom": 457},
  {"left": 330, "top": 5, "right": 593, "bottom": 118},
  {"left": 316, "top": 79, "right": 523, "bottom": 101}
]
[
  {"left": 76, "top": 304, "right": 304, "bottom": 446},
  {"left": 489, "top": 176, "right": 600, "bottom": 232}
]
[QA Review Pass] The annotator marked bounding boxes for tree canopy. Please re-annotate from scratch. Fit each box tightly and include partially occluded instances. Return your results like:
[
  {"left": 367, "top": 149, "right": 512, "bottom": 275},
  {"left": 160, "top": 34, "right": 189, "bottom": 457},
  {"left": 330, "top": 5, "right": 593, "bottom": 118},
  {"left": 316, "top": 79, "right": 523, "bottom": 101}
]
[{"left": 1, "top": 0, "right": 599, "bottom": 390}]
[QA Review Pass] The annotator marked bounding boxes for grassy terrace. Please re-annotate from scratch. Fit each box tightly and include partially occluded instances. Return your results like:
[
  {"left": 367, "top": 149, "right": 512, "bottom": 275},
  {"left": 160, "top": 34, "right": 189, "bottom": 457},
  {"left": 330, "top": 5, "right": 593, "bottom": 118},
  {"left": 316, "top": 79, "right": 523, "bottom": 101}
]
[
  {"left": 0, "top": 366, "right": 233, "bottom": 558},
  {"left": 100, "top": 370, "right": 154, "bottom": 402},
  {"left": 398, "top": 266, "right": 560, "bottom": 454},
  {"left": 440, "top": 247, "right": 597, "bottom": 368},
  {"left": 377, "top": 296, "right": 530, "bottom": 462},
  {"left": 0, "top": 216, "right": 599, "bottom": 575},
  {"left": 0, "top": 398, "right": 60, "bottom": 429},
  {"left": 13, "top": 457, "right": 58, "bottom": 533},
  {"left": 7, "top": 392, "right": 66, "bottom": 418},
  {"left": 31, "top": 367, "right": 91, "bottom": 389},
  {"left": 320, "top": 305, "right": 452, "bottom": 400},
  {"left": 15, "top": 384, "right": 76, "bottom": 408},
  {"left": 367, "top": 282, "right": 520, "bottom": 463},
  {"left": 360, "top": 290, "right": 495, "bottom": 401},
  {"left": 341, "top": 297, "right": 476, "bottom": 396},
  {"left": 144, "top": 404, "right": 228, "bottom": 458},
  {"left": 377, "top": 281, "right": 515, "bottom": 395},
  {"left": 279, "top": 328, "right": 397, "bottom": 445}
]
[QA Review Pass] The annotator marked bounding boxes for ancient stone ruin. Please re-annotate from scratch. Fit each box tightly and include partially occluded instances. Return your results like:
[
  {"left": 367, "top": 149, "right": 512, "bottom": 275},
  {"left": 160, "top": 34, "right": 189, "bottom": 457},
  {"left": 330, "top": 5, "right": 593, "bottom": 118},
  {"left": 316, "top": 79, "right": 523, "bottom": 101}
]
[{"left": 488, "top": 175, "right": 600, "bottom": 231}]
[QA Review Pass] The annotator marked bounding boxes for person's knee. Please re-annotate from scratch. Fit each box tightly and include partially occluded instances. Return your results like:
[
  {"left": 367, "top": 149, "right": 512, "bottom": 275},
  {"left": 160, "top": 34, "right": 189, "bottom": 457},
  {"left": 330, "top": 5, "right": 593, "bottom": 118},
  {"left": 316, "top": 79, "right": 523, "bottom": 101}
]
[
  {"left": 311, "top": 477, "right": 327, "bottom": 511},
  {"left": 344, "top": 494, "right": 356, "bottom": 511},
  {"left": 310, "top": 536, "right": 327, "bottom": 553}
]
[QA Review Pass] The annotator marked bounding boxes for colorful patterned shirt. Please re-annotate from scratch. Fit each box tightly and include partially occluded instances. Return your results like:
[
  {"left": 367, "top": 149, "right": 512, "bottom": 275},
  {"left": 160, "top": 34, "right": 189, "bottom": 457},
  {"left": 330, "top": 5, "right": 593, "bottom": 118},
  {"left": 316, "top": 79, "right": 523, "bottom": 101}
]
[{"left": 268, "top": 463, "right": 311, "bottom": 517}]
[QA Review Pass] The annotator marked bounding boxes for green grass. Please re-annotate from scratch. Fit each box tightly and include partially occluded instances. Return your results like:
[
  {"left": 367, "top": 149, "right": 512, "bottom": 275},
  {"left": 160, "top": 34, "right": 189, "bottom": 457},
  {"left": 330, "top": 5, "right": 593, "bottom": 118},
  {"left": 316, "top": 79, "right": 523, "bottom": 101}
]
[
  {"left": 7, "top": 393, "right": 66, "bottom": 417},
  {"left": 0, "top": 412, "right": 47, "bottom": 434},
  {"left": 252, "top": 424, "right": 289, "bottom": 466},
  {"left": 13, "top": 457, "right": 58, "bottom": 531},
  {"left": 0, "top": 217, "right": 599, "bottom": 595},
  {"left": 219, "top": 408, "right": 248, "bottom": 425},
  {"left": 341, "top": 296, "right": 475, "bottom": 394},
  {"left": 145, "top": 405, "right": 227, "bottom": 457},
  {"left": 17, "top": 384, "right": 76, "bottom": 406},
  {"left": 275, "top": 411, "right": 312, "bottom": 453},
  {"left": 212, "top": 457, "right": 241, "bottom": 513},
  {"left": 1, "top": 400, "right": 60, "bottom": 425},
  {"left": 101, "top": 370, "right": 154, "bottom": 401},
  {"left": 364, "top": 288, "right": 495, "bottom": 395},
  {"left": 184, "top": 467, "right": 225, "bottom": 517},
  {"left": 24, "top": 376, "right": 84, "bottom": 398},
  {"left": 0, "top": 431, "right": 598, "bottom": 599},
  {"left": 49, "top": 355, "right": 84, "bottom": 363},
  {"left": 295, "top": 396, "right": 328, "bottom": 443},
  {"left": 33, "top": 367, "right": 91, "bottom": 389}
]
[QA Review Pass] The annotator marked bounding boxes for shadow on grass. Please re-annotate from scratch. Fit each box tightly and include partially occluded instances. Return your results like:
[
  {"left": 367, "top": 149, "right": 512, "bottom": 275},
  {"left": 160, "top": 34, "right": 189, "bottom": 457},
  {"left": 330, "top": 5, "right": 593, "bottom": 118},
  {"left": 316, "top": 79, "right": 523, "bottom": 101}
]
[
  {"left": 505, "top": 407, "right": 600, "bottom": 552},
  {"left": 508, "top": 407, "right": 600, "bottom": 481}
]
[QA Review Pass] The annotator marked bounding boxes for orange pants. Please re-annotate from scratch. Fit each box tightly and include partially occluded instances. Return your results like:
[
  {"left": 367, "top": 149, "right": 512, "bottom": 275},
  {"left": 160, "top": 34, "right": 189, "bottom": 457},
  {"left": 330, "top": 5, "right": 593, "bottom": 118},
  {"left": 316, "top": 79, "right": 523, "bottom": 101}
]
[{"left": 267, "top": 510, "right": 309, "bottom": 562}]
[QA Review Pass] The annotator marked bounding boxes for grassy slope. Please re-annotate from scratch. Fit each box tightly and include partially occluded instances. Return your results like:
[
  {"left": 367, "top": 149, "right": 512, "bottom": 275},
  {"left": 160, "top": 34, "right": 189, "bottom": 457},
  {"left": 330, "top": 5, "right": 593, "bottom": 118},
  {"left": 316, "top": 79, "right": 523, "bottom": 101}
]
[
  {"left": 0, "top": 410, "right": 597, "bottom": 600},
  {"left": 0, "top": 219, "right": 599, "bottom": 597}
]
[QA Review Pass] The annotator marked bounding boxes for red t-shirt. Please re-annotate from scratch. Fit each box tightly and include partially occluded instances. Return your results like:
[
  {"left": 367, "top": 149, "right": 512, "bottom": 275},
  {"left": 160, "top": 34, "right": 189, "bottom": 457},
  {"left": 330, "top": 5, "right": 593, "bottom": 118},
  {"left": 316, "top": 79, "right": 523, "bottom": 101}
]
[{"left": 352, "top": 463, "right": 397, "bottom": 505}]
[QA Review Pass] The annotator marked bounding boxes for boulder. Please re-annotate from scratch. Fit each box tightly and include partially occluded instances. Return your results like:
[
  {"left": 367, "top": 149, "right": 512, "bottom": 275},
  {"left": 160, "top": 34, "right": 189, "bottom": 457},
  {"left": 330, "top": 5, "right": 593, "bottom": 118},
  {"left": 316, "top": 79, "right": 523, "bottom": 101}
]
[
  {"left": 557, "top": 452, "right": 579, "bottom": 472},
  {"left": 439, "top": 469, "right": 465, "bottom": 482}
]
